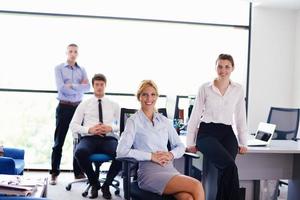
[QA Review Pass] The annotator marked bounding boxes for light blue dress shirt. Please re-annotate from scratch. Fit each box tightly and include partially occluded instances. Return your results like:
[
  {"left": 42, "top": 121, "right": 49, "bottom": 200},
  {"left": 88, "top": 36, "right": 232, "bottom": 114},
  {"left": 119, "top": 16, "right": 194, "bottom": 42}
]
[
  {"left": 117, "top": 110, "right": 185, "bottom": 161},
  {"left": 55, "top": 63, "right": 90, "bottom": 102}
]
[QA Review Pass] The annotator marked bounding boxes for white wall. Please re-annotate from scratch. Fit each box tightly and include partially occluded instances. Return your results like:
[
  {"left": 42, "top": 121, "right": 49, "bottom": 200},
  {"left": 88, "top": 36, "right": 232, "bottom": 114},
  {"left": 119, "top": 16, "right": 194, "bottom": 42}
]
[
  {"left": 248, "top": 7, "right": 296, "bottom": 133},
  {"left": 293, "top": 10, "right": 300, "bottom": 107}
]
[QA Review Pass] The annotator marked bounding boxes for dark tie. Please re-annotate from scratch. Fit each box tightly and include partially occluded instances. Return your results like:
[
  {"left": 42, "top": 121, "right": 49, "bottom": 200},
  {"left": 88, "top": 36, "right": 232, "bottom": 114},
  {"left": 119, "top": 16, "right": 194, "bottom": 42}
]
[{"left": 98, "top": 99, "right": 103, "bottom": 123}]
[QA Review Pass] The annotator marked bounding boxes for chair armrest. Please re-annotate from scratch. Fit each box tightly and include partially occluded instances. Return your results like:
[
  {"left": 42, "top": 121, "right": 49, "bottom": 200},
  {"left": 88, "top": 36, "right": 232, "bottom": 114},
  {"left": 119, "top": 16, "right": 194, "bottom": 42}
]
[
  {"left": 3, "top": 148, "right": 25, "bottom": 159},
  {"left": 0, "top": 157, "right": 16, "bottom": 174},
  {"left": 279, "top": 180, "right": 288, "bottom": 186},
  {"left": 117, "top": 157, "right": 138, "bottom": 164},
  {"left": 183, "top": 152, "right": 200, "bottom": 176},
  {"left": 184, "top": 152, "right": 200, "bottom": 159},
  {"left": 117, "top": 157, "right": 138, "bottom": 200}
]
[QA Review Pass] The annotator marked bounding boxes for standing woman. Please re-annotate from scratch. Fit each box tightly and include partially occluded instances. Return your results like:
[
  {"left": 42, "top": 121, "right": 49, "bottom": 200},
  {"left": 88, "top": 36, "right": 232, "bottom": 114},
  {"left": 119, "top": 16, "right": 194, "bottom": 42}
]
[
  {"left": 117, "top": 80, "right": 204, "bottom": 200},
  {"left": 187, "top": 54, "right": 248, "bottom": 200}
]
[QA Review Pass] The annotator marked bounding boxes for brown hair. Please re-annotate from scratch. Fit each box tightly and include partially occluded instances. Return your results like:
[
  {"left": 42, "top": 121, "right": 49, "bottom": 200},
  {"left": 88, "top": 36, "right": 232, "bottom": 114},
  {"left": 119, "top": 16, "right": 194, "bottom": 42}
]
[
  {"left": 136, "top": 80, "right": 159, "bottom": 101},
  {"left": 92, "top": 73, "right": 107, "bottom": 85},
  {"left": 68, "top": 43, "right": 78, "bottom": 48},
  {"left": 216, "top": 54, "right": 234, "bottom": 67}
]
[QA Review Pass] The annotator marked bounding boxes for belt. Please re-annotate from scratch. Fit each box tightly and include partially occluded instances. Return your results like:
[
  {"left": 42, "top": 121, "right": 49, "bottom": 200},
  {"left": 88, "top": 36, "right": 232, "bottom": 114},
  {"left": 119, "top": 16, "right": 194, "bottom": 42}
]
[{"left": 59, "top": 100, "right": 81, "bottom": 107}]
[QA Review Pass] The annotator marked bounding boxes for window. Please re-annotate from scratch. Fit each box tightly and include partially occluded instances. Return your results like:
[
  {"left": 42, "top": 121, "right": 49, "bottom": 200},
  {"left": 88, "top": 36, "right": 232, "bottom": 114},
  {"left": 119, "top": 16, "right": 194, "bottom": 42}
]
[
  {"left": 0, "top": 13, "right": 249, "bottom": 96},
  {"left": 0, "top": 91, "right": 166, "bottom": 169},
  {"left": 0, "top": 1, "right": 250, "bottom": 169}
]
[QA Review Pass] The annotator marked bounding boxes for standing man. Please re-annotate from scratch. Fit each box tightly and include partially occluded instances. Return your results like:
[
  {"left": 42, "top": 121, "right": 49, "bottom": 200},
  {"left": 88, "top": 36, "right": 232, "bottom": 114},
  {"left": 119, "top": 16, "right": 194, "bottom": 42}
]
[
  {"left": 70, "top": 73, "right": 122, "bottom": 199},
  {"left": 50, "top": 44, "right": 90, "bottom": 185}
]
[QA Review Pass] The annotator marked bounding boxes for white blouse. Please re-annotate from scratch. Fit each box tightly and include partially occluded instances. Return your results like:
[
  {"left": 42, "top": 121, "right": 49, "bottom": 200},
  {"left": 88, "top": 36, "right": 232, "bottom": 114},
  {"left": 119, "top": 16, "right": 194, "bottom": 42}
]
[{"left": 187, "top": 81, "right": 247, "bottom": 147}]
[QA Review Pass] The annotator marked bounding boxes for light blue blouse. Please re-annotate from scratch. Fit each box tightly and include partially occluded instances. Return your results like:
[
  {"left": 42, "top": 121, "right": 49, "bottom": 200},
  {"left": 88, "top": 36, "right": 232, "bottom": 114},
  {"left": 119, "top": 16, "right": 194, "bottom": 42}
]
[{"left": 117, "top": 110, "right": 185, "bottom": 161}]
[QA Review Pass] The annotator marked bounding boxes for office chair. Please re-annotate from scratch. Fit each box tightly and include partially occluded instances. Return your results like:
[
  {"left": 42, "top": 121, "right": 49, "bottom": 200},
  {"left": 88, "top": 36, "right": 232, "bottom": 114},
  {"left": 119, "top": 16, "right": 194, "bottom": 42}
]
[
  {"left": 120, "top": 108, "right": 168, "bottom": 132},
  {"left": 0, "top": 147, "right": 25, "bottom": 175},
  {"left": 119, "top": 152, "right": 200, "bottom": 200},
  {"left": 158, "top": 108, "right": 168, "bottom": 118},
  {"left": 188, "top": 104, "right": 193, "bottom": 119},
  {"left": 65, "top": 134, "right": 120, "bottom": 197},
  {"left": 267, "top": 107, "right": 300, "bottom": 140},
  {"left": 120, "top": 108, "right": 138, "bottom": 133},
  {"left": 266, "top": 107, "right": 300, "bottom": 197},
  {"left": 118, "top": 107, "right": 200, "bottom": 200}
]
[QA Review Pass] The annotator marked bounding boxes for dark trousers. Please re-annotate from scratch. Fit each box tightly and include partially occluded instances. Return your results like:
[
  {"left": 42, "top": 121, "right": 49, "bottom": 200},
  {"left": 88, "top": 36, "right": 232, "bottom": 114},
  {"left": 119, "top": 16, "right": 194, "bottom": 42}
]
[
  {"left": 196, "top": 122, "right": 239, "bottom": 200},
  {"left": 74, "top": 136, "right": 122, "bottom": 186},
  {"left": 50, "top": 103, "right": 82, "bottom": 176}
]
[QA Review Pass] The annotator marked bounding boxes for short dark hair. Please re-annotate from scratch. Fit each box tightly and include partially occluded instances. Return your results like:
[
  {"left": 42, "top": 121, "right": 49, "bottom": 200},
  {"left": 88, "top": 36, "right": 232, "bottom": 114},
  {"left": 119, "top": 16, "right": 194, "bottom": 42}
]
[
  {"left": 68, "top": 43, "right": 78, "bottom": 48},
  {"left": 92, "top": 73, "right": 107, "bottom": 85},
  {"left": 216, "top": 54, "right": 234, "bottom": 67}
]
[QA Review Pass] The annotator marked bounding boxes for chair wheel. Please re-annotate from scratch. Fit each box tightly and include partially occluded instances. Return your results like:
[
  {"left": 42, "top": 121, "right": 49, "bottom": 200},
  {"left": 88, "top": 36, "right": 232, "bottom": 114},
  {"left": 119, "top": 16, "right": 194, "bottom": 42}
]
[
  {"left": 115, "top": 182, "right": 120, "bottom": 187},
  {"left": 115, "top": 190, "right": 120, "bottom": 195},
  {"left": 65, "top": 184, "right": 71, "bottom": 191},
  {"left": 82, "top": 191, "right": 88, "bottom": 197}
]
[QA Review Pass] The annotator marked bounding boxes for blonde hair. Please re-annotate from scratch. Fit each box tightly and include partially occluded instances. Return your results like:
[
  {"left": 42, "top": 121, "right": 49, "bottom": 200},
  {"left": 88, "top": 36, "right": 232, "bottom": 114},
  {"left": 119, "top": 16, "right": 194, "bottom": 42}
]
[{"left": 136, "top": 80, "right": 159, "bottom": 101}]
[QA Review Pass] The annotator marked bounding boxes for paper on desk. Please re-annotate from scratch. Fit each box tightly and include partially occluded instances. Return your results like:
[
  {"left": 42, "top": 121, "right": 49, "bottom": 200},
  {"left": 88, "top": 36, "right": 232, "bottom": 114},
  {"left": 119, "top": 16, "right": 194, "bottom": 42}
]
[{"left": 0, "top": 175, "right": 38, "bottom": 196}]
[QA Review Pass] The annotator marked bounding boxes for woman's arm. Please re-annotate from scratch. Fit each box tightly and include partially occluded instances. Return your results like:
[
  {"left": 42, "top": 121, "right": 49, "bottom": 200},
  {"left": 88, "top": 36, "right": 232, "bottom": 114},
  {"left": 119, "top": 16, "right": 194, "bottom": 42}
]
[
  {"left": 187, "top": 85, "right": 206, "bottom": 147},
  {"left": 116, "top": 118, "right": 152, "bottom": 161},
  {"left": 234, "top": 89, "right": 248, "bottom": 147},
  {"left": 168, "top": 122, "right": 185, "bottom": 159}
]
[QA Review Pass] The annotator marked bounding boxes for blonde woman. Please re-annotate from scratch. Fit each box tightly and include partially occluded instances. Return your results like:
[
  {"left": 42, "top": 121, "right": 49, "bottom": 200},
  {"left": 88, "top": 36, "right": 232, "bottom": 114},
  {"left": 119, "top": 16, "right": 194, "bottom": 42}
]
[{"left": 117, "top": 80, "right": 204, "bottom": 200}]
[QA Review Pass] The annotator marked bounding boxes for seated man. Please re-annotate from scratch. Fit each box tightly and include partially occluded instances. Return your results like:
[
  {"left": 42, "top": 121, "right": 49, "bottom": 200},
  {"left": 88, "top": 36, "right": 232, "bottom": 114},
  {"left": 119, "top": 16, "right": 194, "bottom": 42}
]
[{"left": 70, "top": 73, "right": 121, "bottom": 199}]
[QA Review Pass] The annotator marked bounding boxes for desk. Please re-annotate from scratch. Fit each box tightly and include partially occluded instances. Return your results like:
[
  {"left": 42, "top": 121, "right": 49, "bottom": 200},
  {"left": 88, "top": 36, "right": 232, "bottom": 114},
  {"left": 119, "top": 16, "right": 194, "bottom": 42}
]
[
  {"left": 202, "top": 140, "right": 300, "bottom": 200},
  {"left": 0, "top": 175, "right": 47, "bottom": 198},
  {"left": 237, "top": 140, "right": 300, "bottom": 200}
]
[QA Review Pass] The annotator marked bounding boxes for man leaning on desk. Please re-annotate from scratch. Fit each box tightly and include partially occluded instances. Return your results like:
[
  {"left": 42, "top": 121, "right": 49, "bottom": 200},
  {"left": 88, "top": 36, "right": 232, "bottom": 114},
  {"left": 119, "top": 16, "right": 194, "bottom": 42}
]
[{"left": 49, "top": 43, "right": 90, "bottom": 185}]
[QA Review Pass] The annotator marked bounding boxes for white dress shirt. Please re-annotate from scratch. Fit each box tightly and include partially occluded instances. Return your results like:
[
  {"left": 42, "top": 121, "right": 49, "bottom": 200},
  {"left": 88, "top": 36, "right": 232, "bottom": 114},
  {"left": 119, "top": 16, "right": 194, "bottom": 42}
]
[
  {"left": 117, "top": 110, "right": 185, "bottom": 161},
  {"left": 187, "top": 81, "right": 247, "bottom": 147},
  {"left": 70, "top": 96, "right": 120, "bottom": 138}
]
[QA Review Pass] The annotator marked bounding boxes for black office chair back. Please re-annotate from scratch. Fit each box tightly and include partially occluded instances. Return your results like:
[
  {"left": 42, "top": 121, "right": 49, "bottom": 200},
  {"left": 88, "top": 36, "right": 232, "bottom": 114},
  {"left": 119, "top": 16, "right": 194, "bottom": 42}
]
[
  {"left": 120, "top": 108, "right": 168, "bottom": 133},
  {"left": 188, "top": 105, "right": 193, "bottom": 119},
  {"left": 267, "top": 107, "right": 300, "bottom": 140},
  {"left": 158, "top": 108, "right": 167, "bottom": 118},
  {"left": 120, "top": 108, "right": 138, "bottom": 133}
]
